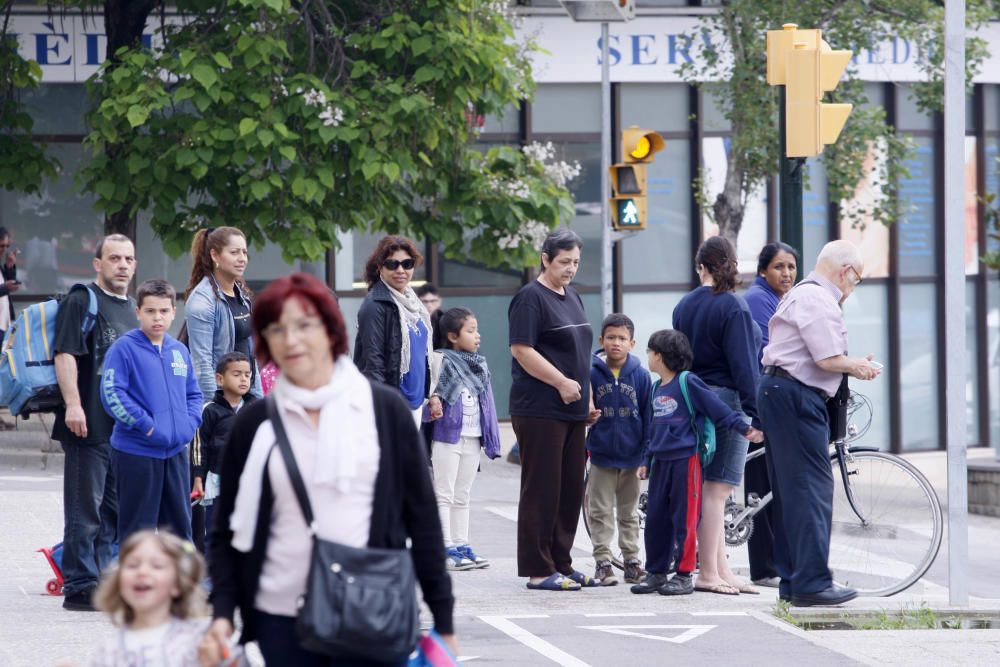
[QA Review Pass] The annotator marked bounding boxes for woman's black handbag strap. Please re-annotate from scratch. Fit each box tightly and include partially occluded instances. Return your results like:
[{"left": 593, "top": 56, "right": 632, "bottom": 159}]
[{"left": 266, "top": 395, "right": 317, "bottom": 533}]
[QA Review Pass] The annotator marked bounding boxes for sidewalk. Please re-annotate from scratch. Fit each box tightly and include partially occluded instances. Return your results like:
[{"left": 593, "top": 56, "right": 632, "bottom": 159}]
[{"left": 0, "top": 409, "right": 62, "bottom": 473}]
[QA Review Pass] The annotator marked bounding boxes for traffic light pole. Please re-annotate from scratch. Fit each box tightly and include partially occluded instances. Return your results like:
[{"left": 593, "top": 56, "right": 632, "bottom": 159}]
[
  {"left": 600, "top": 21, "right": 613, "bottom": 320},
  {"left": 778, "top": 86, "right": 805, "bottom": 272}
]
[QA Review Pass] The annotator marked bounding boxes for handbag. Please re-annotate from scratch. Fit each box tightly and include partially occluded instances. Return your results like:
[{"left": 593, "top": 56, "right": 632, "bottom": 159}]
[
  {"left": 266, "top": 396, "right": 420, "bottom": 662},
  {"left": 675, "top": 372, "right": 718, "bottom": 466}
]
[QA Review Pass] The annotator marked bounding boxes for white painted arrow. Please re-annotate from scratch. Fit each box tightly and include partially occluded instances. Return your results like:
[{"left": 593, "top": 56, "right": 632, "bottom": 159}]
[{"left": 577, "top": 624, "right": 716, "bottom": 644}]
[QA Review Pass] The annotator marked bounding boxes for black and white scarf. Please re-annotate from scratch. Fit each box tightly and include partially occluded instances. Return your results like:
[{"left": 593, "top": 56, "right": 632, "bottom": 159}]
[{"left": 435, "top": 349, "right": 491, "bottom": 406}]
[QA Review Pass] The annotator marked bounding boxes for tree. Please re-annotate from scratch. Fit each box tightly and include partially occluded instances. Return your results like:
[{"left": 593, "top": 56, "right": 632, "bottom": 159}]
[
  {"left": 0, "top": 2, "right": 58, "bottom": 194},
  {"left": 79, "top": 0, "right": 575, "bottom": 267},
  {"left": 679, "top": 0, "right": 995, "bottom": 252},
  {"left": 0, "top": 1, "right": 574, "bottom": 267}
]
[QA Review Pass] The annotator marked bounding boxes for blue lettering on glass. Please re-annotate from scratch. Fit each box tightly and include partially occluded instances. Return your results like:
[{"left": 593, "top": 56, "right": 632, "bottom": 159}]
[
  {"left": 867, "top": 44, "right": 886, "bottom": 65},
  {"left": 892, "top": 38, "right": 911, "bottom": 65},
  {"left": 141, "top": 34, "right": 153, "bottom": 50},
  {"left": 597, "top": 35, "right": 621, "bottom": 66},
  {"left": 34, "top": 23, "right": 71, "bottom": 66},
  {"left": 631, "top": 34, "right": 656, "bottom": 65},
  {"left": 898, "top": 145, "right": 934, "bottom": 258},
  {"left": 667, "top": 34, "right": 693, "bottom": 65},
  {"left": 84, "top": 33, "right": 103, "bottom": 65}
]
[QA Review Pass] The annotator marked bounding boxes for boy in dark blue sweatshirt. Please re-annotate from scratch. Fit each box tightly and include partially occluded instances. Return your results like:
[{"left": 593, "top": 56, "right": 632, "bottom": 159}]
[
  {"left": 101, "top": 279, "right": 203, "bottom": 544},
  {"left": 586, "top": 314, "right": 651, "bottom": 586},
  {"left": 631, "top": 329, "right": 763, "bottom": 596},
  {"left": 190, "top": 351, "right": 255, "bottom": 555}
]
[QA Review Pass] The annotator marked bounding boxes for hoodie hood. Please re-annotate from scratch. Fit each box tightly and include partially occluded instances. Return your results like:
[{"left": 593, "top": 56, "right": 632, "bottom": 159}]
[{"left": 592, "top": 349, "right": 643, "bottom": 381}]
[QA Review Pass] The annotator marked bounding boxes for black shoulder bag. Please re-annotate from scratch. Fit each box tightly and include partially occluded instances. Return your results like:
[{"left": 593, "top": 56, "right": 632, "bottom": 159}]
[{"left": 265, "top": 396, "right": 420, "bottom": 662}]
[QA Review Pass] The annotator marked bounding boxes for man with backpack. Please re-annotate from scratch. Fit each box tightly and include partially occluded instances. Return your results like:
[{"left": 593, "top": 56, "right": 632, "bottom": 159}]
[{"left": 53, "top": 234, "right": 137, "bottom": 612}]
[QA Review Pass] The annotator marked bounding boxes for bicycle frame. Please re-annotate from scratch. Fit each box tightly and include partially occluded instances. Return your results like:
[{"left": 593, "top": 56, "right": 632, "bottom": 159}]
[{"left": 731, "top": 440, "right": 883, "bottom": 534}]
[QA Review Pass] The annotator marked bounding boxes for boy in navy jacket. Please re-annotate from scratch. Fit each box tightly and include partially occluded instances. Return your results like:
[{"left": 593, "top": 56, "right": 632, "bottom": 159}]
[
  {"left": 101, "top": 279, "right": 203, "bottom": 543},
  {"left": 586, "top": 314, "right": 651, "bottom": 586},
  {"left": 631, "top": 329, "right": 763, "bottom": 596}
]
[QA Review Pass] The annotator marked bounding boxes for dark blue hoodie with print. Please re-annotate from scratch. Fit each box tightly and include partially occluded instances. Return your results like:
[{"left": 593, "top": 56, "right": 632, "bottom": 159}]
[{"left": 586, "top": 351, "right": 652, "bottom": 469}]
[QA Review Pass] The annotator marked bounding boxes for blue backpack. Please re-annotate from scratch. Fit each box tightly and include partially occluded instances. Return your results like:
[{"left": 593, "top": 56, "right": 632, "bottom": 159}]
[{"left": 0, "top": 285, "right": 98, "bottom": 418}]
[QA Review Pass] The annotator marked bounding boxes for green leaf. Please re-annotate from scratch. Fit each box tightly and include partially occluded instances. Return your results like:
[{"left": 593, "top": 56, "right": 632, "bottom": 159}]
[
  {"left": 316, "top": 167, "right": 334, "bottom": 189},
  {"left": 213, "top": 52, "right": 233, "bottom": 69},
  {"left": 176, "top": 148, "right": 197, "bottom": 167},
  {"left": 258, "top": 129, "right": 275, "bottom": 147},
  {"left": 362, "top": 161, "right": 381, "bottom": 180},
  {"left": 418, "top": 152, "right": 433, "bottom": 167},
  {"left": 279, "top": 145, "right": 296, "bottom": 161},
  {"left": 126, "top": 105, "right": 150, "bottom": 128},
  {"left": 251, "top": 180, "right": 270, "bottom": 201},
  {"left": 239, "top": 118, "right": 259, "bottom": 137},
  {"left": 191, "top": 65, "right": 218, "bottom": 90},
  {"left": 179, "top": 50, "right": 197, "bottom": 68},
  {"left": 383, "top": 163, "right": 400, "bottom": 181},
  {"left": 411, "top": 36, "right": 433, "bottom": 56}
]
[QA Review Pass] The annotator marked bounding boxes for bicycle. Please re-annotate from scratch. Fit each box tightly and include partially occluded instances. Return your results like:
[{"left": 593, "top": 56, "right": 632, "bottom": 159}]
[{"left": 582, "top": 391, "right": 944, "bottom": 596}]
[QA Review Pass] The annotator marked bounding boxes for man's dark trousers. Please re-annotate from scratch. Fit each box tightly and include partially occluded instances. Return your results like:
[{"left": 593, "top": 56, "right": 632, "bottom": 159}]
[
  {"left": 744, "top": 439, "right": 777, "bottom": 581},
  {"left": 757, "top": 375, "right": 834, "bottom": 596},
  {"left": 61, "top": 441, "right": 118, "bottom": 597}
]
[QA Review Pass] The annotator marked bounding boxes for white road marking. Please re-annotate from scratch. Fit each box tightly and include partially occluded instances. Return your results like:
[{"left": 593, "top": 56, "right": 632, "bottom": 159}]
[
  {"left": 478, "top": 615, "right": 591, "bottom": 667},
  {"left": 578, "top": 624, "right": 716, "bottom": 644},
  {"left": 690, "top": 611, "right": 749, "bottom": 617},
  {"left": 0, "top": 475, "right": 57, "bottom": 482},
  {"left": 485, "top": 505, "right": 517, "bottom": 522},
  {"left": 457, "top": 656, "right": 480, "bottom": 662},
  {"left": 583, "top": 612, "right": 656, "bottom": 618}
]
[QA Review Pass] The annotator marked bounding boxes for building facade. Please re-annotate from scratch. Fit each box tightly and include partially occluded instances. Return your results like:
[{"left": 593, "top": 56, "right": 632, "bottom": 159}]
[{"left": 3, "top": 3, "right": 999, "bottom": 453}]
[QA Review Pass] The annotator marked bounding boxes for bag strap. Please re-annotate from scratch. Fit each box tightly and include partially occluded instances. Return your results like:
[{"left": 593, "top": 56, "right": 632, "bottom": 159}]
[
  {"left": 266, "top": 395, "right": 317, "bottom": 533},
  {"left": 67, "top": 284, "right": 100, "bottom": 337},
  {"left": 676, "top": 371, "right": 701, "bottom": 443}
]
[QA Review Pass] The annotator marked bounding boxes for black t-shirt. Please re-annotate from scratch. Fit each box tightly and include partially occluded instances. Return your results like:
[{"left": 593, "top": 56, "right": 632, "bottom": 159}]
[
  {"left": 508, "top": 280, "right": 593, "bottom": 421},
  {"left": 224, "top": 292, "right": 254, "bottom": 385},
  {"left": 51, "top": 283, "right": 137, "bottom": 444}
]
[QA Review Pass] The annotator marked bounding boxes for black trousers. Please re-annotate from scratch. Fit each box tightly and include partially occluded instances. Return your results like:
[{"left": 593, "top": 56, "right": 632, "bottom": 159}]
[
  {"left": 757, "top": 375, "right": 834, "bottom": 596},
  {"left": 511, "top": 415, "right": 587, "bottom": 578},
  {"left": 744, "top": 439, "right": 777, "bottom": 580}
]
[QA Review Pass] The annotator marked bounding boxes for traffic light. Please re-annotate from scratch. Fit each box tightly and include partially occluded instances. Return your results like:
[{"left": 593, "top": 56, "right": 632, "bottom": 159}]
[
  {"left": 785, "top": 42, "right": 853, "bottom": 157},
  {"left": 609, "top": 126, "right": 664, "bottom": 230},
  {"left": 767, "top": 23, "right": 853, "bottom": 158}
]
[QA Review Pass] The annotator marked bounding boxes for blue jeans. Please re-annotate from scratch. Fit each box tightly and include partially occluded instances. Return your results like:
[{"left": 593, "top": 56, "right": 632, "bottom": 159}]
[
  {"left": 702, "top": 386, "right": 750, "bottom": 486},
  {"left": 61, "top": 441, "right": 118, "bottom": 596}
]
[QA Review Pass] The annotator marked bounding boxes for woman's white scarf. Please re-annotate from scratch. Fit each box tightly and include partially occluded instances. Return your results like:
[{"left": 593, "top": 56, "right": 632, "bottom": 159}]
[
  {"left": 381, "top": 277, "right": 433, "bottom": 380},
  {"left": 229, "top": 355, "right": 376, "bottom": 552}
]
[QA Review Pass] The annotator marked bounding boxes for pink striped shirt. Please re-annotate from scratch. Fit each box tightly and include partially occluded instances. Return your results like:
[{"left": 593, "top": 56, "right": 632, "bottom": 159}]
[{"left": 761, "top": 271, "right": 847, "bottom": 397}]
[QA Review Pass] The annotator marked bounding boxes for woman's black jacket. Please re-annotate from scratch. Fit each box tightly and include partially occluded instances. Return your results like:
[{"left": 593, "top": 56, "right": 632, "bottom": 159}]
[
  {"left": 353, "top": 280, "right": 429, "bottom": 397},
  {"left": 207, "top": 379, "right": 455, "bottom": 642}
]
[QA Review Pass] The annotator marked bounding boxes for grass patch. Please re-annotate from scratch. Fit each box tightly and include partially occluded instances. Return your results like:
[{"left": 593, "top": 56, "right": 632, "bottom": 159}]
[{"left": 775, "top": 602, "right": 978, "bottom": 631}]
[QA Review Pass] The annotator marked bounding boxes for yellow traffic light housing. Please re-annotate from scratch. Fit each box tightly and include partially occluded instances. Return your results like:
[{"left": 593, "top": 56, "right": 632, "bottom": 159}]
[
  {"left": 609, "top": 164, "right": 647, "bottom": 230},
  {"left": 621, "top": 127, "right": 664, "bottom": 163},
  {"left": 766, "top": 23, "right": 853, "bottom": 158},
  {"left": 609, "top": 127, "right": 663, "bottom": 230}
]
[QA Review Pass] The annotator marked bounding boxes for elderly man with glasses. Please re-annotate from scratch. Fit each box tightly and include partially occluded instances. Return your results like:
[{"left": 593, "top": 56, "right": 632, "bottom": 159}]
[{"left": 757, "top": 240, "right": 881, "bottom": 607}]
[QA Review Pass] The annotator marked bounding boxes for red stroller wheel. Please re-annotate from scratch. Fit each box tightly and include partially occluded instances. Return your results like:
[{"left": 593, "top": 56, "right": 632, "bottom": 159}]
[{"left": 46, "top": 579, "right": 62, "bottom": 595}]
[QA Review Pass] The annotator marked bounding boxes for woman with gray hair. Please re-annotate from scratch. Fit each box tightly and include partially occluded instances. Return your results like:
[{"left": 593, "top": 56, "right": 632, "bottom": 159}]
[{"left": 508, "top": 229, "right": 601, "bottom": 592}]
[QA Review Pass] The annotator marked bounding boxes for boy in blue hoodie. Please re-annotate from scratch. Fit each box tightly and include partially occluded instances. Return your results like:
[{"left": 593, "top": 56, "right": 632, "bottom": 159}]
[
  {"left": 586, "top": 314, "right": 651, "bottom": 586},
  {"left": 631, "top": 329, "right": 763, "bottom": 596},
  {"left": 101, "top": 279, "right": 203, "bottom": 544}
]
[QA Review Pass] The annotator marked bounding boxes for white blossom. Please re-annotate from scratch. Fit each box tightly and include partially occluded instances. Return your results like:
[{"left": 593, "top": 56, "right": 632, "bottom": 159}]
[
  {"left": 319, "top": 106, "right": 345, "bottom": 127},
  {"left": 303, "top": 89, "right": 327, "bottom": 107},
  {"left": 498, "top": 220, "right": 548, "bottom": 251}
]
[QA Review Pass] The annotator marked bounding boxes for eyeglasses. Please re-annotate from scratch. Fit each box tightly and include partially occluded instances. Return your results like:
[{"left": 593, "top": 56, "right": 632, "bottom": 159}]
[
  {"left": 261, "top": 319, "right": 324, "bottom": 342},
  {"left": 383, "top": 258, "right": 415, "bottom": 271},
  {"left": 847, "top": 265, "right": 863, "bottom": 287}
]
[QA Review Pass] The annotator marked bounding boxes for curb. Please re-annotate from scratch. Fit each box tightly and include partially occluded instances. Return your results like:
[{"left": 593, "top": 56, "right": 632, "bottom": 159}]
[{"left": 0, "top": 448, "right": 64, "bottom": 474}]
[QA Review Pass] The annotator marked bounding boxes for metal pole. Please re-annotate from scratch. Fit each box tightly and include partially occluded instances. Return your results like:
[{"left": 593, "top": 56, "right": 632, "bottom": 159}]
[
  {"left": 778, "top": 86, "right": 804, "bottom": 277},
  {"left": 600, "top": 21, "right": 612, "bottom": 320},
  {"left": 944, "top": 0, "right": 969, "bottom": 606}
]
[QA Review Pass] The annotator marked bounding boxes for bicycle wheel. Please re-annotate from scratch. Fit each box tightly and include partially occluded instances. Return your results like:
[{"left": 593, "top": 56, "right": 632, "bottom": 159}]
[
  {"left": 581, "top": 459, "right": 647, "bottom": 571},
  {"left": 829, "top": 450, "right": 943, "bottom": 597}
]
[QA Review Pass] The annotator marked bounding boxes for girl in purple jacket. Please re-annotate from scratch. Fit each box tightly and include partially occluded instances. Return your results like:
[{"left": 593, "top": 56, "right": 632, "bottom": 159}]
[{"left": 426, "top": 307, "right": 502, "bottom": 571}]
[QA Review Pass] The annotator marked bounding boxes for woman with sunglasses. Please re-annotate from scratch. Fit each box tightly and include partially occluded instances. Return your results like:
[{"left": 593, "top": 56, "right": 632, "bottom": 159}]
[{"left": 354, "top": 236, "right": 433, "bottom": 426}]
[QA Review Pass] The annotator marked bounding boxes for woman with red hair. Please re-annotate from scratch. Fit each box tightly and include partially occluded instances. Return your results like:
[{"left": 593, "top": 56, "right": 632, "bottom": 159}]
[{"left": 199, "top": 272, "right": 456, "bottom": 665}]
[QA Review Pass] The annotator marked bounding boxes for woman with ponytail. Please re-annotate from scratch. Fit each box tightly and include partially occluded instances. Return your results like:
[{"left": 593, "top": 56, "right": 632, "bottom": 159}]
[
  {"left": 185, "top": 227, "right": 262, "bottom": 400},
  {"left": 671, "top": 235, "right": 761, "bottom": 596}
]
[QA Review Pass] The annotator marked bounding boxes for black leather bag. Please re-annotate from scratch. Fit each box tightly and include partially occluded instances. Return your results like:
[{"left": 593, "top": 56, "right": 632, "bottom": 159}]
[{"left": 266, "top": 397, "right": 420, "bottom": 662}]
